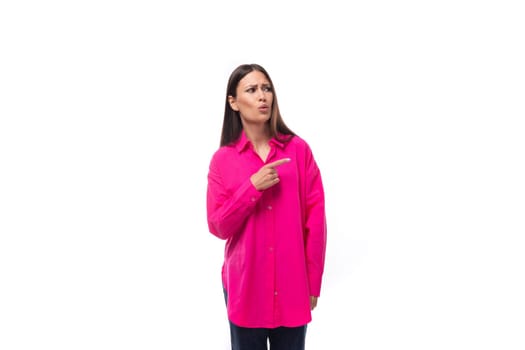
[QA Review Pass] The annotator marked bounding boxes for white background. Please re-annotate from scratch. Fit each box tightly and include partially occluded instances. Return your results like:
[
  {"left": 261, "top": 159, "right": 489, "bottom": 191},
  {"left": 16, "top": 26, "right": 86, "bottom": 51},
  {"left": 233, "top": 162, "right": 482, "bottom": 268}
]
[{"left": 1, "top": 1, "right": 524, "bottom": 349}]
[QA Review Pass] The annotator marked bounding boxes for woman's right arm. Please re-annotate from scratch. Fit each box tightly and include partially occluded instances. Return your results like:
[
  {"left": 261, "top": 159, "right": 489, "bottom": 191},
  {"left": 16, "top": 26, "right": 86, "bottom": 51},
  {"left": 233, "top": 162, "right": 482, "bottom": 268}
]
[{"left": 206, "top": 154, "right": 263, "bottom": 240}]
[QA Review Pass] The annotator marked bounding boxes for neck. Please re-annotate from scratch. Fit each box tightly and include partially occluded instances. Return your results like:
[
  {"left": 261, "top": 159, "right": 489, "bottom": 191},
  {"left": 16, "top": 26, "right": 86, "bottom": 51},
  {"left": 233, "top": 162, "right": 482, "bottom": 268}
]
[{"left": 243, "top": 123, "right": 271, "bottom": 147}]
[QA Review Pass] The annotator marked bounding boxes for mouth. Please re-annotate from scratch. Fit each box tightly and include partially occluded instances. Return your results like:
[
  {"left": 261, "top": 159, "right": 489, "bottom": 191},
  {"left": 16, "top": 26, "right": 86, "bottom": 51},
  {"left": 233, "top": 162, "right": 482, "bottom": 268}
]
[{"left": 258, "top": 106, "right": 269, "bottom": 113}]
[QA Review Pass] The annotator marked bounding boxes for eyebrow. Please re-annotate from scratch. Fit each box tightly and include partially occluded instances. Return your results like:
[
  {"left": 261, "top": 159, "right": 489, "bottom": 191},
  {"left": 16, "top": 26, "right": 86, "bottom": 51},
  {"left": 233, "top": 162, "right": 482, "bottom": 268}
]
[{"left": 243, "top": 83, "right": 271, "bottom": 89}]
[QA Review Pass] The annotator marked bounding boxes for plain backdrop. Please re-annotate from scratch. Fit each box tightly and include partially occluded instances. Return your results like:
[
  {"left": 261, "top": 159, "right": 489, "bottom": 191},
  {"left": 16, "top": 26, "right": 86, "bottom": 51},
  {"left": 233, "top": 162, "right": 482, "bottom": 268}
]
[{"left": 1, "top": 1, "right": 524, "bottom": 349}]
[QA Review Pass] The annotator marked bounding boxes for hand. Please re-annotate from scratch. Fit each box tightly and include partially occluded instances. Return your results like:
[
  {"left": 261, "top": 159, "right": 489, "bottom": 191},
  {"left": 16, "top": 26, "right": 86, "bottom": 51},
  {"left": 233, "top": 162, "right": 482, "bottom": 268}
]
[
  {"left": 250, "top": 158, "right": 290, "bottom": 191},
  {"left": 310, "top": 296, "right": 318, "bottom": 310}
]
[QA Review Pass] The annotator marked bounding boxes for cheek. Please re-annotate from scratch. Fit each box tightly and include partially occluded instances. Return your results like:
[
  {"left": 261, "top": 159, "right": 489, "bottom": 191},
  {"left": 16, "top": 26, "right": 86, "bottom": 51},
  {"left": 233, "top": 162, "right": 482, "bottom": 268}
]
[{"left": 236, "top": 99, "right": 252, "bottom": 112}]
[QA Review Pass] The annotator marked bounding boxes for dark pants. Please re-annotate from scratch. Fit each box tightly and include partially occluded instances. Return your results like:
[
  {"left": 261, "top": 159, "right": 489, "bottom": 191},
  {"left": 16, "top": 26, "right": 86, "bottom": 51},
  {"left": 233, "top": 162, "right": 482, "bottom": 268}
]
[
  {"left": 223, "top": 288, "right": 307, "bottom": 350},
  {"left": 229, "top": 322, "right": 306, "bottom": 350}
]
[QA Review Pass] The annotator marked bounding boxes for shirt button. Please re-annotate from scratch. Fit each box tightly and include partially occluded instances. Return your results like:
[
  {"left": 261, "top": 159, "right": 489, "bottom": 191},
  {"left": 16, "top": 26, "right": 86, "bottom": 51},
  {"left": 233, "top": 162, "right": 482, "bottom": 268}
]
[
  {"left": 274, "top": 291, "right": 278, "bottom": 296},
  {"left": 267, "top": 205, "right": 272, "bottom": 210},
  {"left": 269, "top": 247, "right": 274, "bottom": 252},
  {"left": 250, "top": 197, "right": 256, "bottom": 202}
]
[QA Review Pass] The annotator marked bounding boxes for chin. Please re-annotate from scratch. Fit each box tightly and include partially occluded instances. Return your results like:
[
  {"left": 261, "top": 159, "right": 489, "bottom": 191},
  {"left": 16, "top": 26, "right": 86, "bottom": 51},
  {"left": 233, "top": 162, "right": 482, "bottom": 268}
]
[{"left": 244, "top": 116, "right": 271, "bottom": 125}]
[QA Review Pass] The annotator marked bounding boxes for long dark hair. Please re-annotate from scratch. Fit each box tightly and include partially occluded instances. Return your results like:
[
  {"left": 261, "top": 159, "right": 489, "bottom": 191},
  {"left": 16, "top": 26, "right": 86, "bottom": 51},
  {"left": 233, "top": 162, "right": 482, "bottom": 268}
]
[{"left": 220, "top": 64, "right": 295, "bottom": 147}]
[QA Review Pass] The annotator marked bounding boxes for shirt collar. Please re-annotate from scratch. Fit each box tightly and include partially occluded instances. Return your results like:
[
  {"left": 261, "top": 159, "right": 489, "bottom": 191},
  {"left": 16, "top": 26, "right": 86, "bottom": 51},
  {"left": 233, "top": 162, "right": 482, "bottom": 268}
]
[
  {"left": 234, "top": 130, "right": 287, "bottom": 153},
  {"left": 269, "top": 136, "right": 285, "bottom": 149},
  {"left": 235, "top": 131, "right": 251, "bottom": 153}
]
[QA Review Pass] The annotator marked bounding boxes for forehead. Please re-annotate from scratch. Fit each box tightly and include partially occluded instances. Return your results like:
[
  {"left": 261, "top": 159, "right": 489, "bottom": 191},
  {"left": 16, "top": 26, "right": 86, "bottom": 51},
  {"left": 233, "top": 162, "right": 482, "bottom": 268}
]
[{"left": 238, "top": 70, "right": 270, "bottom": 87}]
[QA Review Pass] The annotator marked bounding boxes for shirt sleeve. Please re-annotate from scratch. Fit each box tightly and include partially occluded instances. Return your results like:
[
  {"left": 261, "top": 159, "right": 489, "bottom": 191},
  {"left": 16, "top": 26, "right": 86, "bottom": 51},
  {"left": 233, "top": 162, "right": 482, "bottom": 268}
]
[
  {"left": 206, "top": 152, "right": 263, "bottom": 240},
  {"left": 303, "top": 144, "right": 327, "bottom": 297}
]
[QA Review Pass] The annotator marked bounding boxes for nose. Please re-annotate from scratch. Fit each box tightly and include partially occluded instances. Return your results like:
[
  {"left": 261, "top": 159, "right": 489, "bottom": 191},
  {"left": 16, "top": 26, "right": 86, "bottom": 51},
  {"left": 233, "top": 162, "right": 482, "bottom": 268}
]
[{"left": 258, "top": 88, "right": 266, "bottom": 100}]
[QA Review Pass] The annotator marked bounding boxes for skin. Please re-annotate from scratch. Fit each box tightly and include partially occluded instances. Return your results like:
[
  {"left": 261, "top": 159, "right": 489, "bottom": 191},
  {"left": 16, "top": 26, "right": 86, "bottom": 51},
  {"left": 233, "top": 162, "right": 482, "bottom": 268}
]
[
  {"left": 228, "top": 70, "right": 273, "bottom": 161},
  {"left": 310, "top": 296, "right": 318, "bottom": 310},
  {"left": 228, "top": 70, "right": 319, "bottom": 311}
]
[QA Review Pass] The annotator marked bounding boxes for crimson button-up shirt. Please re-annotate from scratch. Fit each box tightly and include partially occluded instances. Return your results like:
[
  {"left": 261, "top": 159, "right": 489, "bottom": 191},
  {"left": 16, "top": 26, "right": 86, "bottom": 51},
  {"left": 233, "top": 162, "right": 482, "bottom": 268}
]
[{"left": 207, "top": 132, "right": 327, "bottom": 328}]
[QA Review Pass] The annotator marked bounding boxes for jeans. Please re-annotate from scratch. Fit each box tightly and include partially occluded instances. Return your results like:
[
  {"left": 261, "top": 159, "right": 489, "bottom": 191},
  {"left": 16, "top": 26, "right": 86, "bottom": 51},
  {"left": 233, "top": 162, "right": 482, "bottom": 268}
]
[{"left": 223, "top": 288, "right": 307, "bottom": 350}]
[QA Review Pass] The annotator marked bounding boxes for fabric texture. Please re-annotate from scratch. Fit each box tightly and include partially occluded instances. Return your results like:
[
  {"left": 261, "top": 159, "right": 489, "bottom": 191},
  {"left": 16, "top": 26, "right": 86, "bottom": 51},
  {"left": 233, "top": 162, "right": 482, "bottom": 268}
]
[
  {"left": 229, "top": 321, "right": 307, "bottom": 350},
  {"left": 207, "top": 131, "right": 327, "bottom": 328}
]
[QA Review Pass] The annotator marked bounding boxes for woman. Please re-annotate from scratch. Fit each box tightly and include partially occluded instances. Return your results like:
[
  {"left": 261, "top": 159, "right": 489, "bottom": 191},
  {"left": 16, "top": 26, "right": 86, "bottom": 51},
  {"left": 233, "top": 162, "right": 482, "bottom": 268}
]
[{"left": 206, "top": 63, "right": 327, "bottom": 350}]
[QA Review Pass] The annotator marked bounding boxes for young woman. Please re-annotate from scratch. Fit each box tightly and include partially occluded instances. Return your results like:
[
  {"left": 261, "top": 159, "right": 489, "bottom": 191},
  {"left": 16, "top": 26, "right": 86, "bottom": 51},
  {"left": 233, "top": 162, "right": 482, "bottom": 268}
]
[{"left": 206, "top": 63, "right": 327, "bottom": 350}]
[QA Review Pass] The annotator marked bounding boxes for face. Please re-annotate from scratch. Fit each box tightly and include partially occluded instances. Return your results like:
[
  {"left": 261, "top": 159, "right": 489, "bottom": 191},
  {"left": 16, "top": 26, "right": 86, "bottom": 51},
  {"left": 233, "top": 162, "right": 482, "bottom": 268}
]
[{"left": 229, "top": 70, "right": 273, "bottom": 126}]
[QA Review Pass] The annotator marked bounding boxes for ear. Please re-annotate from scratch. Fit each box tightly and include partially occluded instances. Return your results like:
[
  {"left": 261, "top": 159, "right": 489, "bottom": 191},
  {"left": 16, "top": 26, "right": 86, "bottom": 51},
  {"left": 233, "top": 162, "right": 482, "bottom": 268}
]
[{"left": 228, "top": 96, "right": 239, "bottom": 111}]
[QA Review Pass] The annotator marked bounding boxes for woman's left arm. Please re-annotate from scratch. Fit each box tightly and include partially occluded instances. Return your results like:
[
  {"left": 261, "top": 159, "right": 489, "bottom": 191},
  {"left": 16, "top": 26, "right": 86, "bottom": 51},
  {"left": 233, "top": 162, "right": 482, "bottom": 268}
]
[{"left": 303, "top": 144, "right": 327, "bottom": 298}]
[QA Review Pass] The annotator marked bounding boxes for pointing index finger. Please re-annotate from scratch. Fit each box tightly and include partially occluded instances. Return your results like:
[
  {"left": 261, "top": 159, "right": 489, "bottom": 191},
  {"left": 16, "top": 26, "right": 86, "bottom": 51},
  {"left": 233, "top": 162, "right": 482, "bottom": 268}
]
[{"left": 265, "top": 158, "right": 291, "bottom": 168}]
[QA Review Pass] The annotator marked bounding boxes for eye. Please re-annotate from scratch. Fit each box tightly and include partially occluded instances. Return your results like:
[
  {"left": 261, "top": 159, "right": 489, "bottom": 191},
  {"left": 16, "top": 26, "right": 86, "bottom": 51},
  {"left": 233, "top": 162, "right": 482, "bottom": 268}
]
[
  {"left": 262, "top": 86, "right": 273, "bottom": 92},
  {"left": 246, "top": 87, "right": 256, "bottom": 93}
]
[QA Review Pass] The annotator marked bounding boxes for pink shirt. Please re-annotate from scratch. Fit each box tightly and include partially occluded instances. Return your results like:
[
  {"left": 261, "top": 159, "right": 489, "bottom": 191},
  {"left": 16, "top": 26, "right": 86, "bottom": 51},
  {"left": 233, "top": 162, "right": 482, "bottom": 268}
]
[{"left": 206, "top": 132, "right": 327, "bottom": 328}]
